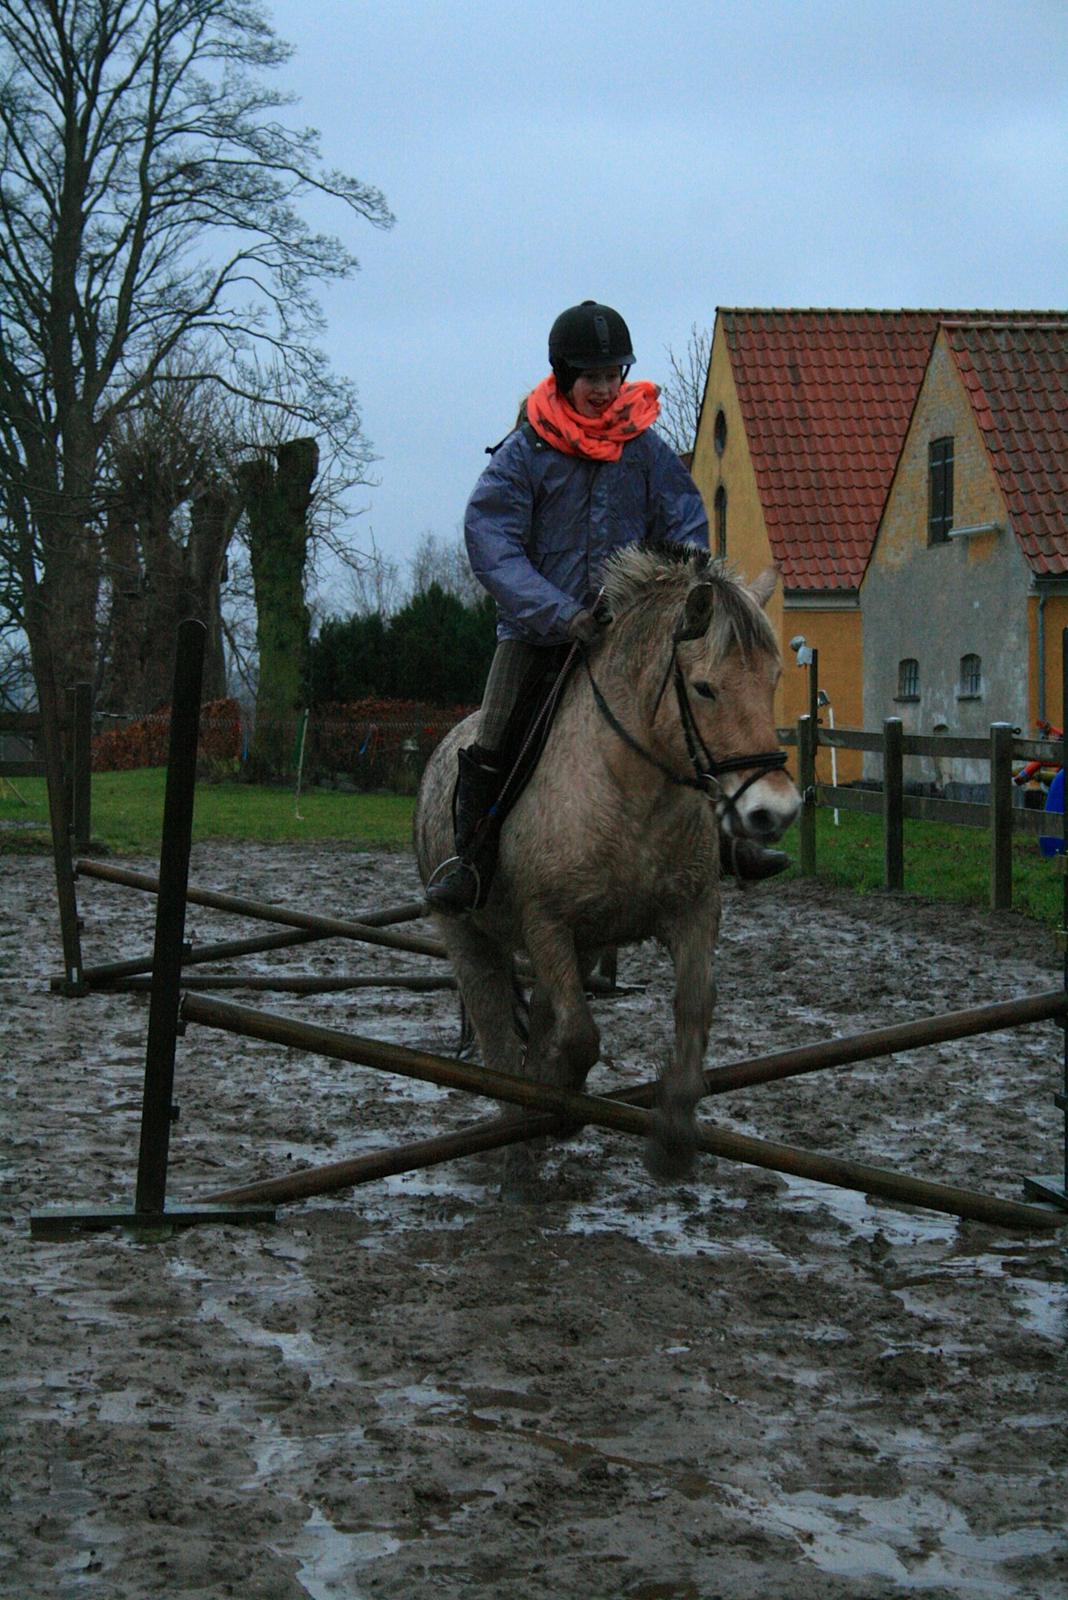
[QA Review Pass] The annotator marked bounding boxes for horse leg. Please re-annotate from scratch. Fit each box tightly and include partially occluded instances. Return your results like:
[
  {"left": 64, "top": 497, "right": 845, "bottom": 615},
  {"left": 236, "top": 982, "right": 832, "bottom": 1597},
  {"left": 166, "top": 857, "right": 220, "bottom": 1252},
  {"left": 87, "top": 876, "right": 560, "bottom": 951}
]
[
  {"left": 436, "top": 918, "right": 525, "bottom": 1086},
  {"left": 646, "top": 909, "right": 719, "bottom": 1183},
  {"left": 523, "top": 918, "right": 601, "bottom": 1091},
  {"left": 501, "top": 919, "right": 601, "bottom": 1196}
]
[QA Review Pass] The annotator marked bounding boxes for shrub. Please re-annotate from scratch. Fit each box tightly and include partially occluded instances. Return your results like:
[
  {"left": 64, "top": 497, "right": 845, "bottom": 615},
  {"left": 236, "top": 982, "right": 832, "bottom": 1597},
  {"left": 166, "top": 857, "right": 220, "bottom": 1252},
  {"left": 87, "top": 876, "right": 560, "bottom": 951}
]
[{"left": 92, "top": 698, "right": 243, "bottom": 775}]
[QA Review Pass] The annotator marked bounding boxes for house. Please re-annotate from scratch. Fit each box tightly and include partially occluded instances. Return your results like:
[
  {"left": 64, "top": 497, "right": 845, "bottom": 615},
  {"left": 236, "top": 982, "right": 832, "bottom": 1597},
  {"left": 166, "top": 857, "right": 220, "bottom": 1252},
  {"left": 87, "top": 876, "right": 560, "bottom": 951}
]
[
  {"left": 862, "top": 319, "right": 1068, "bottom": 791},
  {"left": 688, "top": 308, "right": 1067, "bottom": 781}
]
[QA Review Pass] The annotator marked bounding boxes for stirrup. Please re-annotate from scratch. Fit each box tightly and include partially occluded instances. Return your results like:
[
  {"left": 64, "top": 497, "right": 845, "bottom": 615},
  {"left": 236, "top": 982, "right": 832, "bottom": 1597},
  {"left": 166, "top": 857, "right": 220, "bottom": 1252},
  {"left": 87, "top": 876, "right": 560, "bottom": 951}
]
[{"left": 425, "top": 855, "right": 483, "bottom": 913}]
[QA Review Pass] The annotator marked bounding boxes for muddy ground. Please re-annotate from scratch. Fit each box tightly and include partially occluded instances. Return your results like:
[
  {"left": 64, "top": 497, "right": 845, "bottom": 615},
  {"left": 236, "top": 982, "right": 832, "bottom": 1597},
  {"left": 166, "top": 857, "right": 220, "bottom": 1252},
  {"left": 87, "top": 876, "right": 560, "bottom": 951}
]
[{"left": 1, "top": 842, "right": 1066, "bottom": 1600}]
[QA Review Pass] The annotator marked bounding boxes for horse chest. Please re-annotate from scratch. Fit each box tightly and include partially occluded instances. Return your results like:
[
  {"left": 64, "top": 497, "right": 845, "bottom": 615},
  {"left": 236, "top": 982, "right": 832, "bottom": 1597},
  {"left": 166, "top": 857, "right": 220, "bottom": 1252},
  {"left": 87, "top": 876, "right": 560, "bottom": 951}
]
[{"left": 527, "top": 798, "right": 718, "bottom": 937}]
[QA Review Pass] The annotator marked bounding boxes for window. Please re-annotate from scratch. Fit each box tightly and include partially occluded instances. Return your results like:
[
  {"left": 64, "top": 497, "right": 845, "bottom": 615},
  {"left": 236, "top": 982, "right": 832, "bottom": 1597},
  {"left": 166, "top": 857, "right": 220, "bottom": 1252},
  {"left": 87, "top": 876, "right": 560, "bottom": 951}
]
[
  {"left": 959, "top": 653, "right": 982, "bottom": 697},
  {"left": 897, "top": 658, "right": 919, "bottom": 699},
  {"left": 714, "top": 485, "right": 727, "bottom": 559},
  {"left": 713, "top": 409, "right": 727, "bottom": 455},
  {"left": 928, "top": 436, "right": 954, "bottom": 543}
]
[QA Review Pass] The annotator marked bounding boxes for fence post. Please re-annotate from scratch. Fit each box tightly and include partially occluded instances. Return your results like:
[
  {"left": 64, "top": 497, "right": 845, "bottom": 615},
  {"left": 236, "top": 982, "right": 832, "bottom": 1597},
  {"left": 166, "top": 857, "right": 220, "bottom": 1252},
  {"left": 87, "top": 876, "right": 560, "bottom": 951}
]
[
  {"left": 883, "top": 718, "right": 904, "bottom": 891},
  {"left": 798, "top": 713, "right": 817, "bottom": 875},
  {"left": 989, "top": 722, "right": 1014, "bottom": 912},
  {"left": 69, "top": 682, "right": 93, "bottom": 851}
]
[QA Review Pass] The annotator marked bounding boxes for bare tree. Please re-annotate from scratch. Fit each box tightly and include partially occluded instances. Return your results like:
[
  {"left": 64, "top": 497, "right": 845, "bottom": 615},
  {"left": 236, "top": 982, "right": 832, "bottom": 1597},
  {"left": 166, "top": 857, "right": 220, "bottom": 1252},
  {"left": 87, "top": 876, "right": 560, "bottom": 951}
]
[
  {"left": 336, "top": 532, "right": 403, "bottom": 619},
  {"left": 0, "top": 0, "right": 392, "bottom": 722},
  {"left": 658, "top": 323, "right": 713, "bottom": 458},
  {"left": 408, "top": 530, "right": 483, "bottom": 606}
]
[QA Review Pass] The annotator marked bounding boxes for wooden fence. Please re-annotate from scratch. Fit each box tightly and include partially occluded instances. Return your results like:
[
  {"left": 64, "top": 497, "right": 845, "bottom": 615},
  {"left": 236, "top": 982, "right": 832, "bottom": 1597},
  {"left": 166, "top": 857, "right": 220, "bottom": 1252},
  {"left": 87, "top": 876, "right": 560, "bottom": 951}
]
[
  {"left": 0, "top": 683, "right": 93, "bottom": 849},
  {"left": 783, "top": 716, "right": 1066, "bottom": 911}
]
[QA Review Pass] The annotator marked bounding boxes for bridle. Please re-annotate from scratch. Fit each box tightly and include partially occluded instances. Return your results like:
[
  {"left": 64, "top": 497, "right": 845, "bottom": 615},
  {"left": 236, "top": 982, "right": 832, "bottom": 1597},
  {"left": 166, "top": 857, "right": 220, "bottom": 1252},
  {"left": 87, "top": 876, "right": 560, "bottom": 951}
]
[{"left": 581, "top": 623, "right": 788, "bottom": 830}]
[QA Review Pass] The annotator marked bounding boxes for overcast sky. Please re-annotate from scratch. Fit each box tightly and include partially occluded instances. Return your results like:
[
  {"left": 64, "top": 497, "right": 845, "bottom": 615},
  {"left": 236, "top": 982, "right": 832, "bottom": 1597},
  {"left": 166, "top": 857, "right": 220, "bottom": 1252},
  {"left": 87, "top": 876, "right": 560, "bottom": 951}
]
[{"left": 265, "top": 0, "right": 1068, "bottom": 604}]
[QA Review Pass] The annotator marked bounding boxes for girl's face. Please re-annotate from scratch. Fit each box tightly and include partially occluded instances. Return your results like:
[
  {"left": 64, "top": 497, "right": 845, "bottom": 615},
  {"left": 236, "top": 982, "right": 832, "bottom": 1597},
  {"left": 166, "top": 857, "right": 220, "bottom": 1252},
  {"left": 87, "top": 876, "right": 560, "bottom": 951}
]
[{"left": 568, "top": 366, "right": 623, "bottom": 418}]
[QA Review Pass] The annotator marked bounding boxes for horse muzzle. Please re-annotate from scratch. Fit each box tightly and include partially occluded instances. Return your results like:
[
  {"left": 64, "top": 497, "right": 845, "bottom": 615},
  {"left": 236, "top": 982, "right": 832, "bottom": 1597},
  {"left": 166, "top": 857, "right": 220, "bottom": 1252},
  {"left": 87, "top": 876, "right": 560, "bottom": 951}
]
[{"left": 719, "top": 769, "right": 801, "bottom": 842}]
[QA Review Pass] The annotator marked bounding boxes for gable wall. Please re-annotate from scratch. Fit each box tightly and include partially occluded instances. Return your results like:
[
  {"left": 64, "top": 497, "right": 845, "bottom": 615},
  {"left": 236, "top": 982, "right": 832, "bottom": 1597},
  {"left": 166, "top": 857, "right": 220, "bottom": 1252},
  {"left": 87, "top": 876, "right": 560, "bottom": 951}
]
[
  {"left": 863, "top": 334, "right": 1031, "bottom": 785},
  {"left": 691, "top": 325, "right": 864, "bottom": 776},
  {"left": 691, "top": 325, "right": 774, "bottom": 589}
]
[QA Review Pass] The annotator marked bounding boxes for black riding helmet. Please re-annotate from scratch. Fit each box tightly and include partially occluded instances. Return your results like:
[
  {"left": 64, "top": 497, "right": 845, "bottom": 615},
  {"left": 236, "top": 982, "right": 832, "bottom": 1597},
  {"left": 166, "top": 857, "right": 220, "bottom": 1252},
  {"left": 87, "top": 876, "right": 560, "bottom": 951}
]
[{"left": 548, "top": 300, "right": 635, "bottom": 393}]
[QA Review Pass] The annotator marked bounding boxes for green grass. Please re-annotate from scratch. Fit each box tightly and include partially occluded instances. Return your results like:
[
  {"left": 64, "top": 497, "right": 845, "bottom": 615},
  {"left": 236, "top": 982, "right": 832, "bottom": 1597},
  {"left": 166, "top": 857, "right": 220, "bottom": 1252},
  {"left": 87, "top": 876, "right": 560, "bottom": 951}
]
[
  {"left": 0, "top": 769, "right": 417, "bottom": 854},
  {"left": 2, "top": 768, "right": 1064, "bottom": 927},
  {"left": 778, "top": 806, "right": 1063, "bottom": 927}
]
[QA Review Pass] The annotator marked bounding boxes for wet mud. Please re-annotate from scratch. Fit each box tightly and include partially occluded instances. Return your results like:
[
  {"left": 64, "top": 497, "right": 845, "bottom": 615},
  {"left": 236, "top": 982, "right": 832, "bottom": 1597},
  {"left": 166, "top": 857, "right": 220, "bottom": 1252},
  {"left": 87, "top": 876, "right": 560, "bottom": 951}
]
[{"left": 1, "top": 843, "right": 1066, "bottom": 1599}]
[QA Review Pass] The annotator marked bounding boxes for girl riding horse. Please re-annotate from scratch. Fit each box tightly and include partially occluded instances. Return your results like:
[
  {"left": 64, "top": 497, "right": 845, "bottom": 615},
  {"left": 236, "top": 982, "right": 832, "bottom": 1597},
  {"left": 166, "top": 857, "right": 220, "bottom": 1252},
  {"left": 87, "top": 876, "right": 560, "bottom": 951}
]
[{"left": 426, "top": 299, "right": 789, "bottom": 914}]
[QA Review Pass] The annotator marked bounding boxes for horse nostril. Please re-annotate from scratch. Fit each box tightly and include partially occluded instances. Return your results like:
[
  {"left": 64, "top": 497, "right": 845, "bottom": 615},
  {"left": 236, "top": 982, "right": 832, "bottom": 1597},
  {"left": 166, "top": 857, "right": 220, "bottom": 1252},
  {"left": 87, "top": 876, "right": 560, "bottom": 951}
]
[{"left": 744, "top": 807, "right": 776, "bottom": 838}]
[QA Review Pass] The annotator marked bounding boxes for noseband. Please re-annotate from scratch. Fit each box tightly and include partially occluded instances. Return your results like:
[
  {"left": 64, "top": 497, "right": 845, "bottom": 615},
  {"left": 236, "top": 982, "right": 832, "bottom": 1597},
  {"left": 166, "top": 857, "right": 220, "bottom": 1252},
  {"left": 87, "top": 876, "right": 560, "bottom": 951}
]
[{"left": 582, "top": 634, "right": 787, "bottom": 829}]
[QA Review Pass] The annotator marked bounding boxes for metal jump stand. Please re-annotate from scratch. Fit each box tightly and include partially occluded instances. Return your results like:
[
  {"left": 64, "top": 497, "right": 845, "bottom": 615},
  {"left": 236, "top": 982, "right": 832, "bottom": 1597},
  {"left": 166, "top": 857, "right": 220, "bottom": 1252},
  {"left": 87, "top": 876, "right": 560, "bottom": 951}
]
[{"left": 31, "top": 621, "right": 274, "bottom": 1238}]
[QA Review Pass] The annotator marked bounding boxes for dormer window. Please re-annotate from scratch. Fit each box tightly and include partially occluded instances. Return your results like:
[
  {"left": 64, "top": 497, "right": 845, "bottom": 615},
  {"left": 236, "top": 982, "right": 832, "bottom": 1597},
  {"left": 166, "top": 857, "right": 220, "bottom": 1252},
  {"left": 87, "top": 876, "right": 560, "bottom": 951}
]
[{"left": 928, "top": 437, "right": 954, "bottom": 544}]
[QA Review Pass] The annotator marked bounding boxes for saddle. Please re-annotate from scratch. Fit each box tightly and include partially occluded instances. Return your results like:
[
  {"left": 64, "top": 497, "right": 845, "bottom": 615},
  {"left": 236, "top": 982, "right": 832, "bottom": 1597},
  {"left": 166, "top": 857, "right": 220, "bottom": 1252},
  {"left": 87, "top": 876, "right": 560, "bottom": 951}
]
[{"left": 461, "top": 641, "right": 577, "bottom": 836}]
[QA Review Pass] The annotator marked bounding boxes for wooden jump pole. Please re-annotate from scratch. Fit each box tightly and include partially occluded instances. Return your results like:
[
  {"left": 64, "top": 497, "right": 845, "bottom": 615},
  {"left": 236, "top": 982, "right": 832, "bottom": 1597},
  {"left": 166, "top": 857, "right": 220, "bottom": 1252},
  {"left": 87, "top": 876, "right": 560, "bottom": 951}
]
[
  {"left": 67, "top": 899, "right": 427, "bottom": 989},
  {"left": 73, "top": 860, "right": 445, "bottom": 958},
  {"left": 184, "top": 993, "right": 1065, "bottom": 1230},
  {"left": 111, "top": 971, "right": 458, "bottom": 995}
]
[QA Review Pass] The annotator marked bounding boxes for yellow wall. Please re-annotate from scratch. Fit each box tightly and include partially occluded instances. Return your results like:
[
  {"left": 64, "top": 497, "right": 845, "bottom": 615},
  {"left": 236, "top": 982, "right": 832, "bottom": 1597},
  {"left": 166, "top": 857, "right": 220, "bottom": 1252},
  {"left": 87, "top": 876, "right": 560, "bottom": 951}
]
[
  {"left": 1028, "top": 595, "right": 1068, "bottom": 732},
  {"left": 778, "top": 610, "right": 864, "bottom": 784},
  {"left": 691, "top": 324, "right": 774, "bottom": 583},
  {"left": 691, "top": 320, "right": 862, "bottom": 780}
]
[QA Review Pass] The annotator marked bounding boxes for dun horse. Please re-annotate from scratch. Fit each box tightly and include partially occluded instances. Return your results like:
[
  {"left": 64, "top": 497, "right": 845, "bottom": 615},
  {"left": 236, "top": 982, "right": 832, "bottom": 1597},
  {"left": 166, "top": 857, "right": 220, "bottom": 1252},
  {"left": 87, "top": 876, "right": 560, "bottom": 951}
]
[{"left": 414, "top": 543, "right": 800, "bottom": 1184}]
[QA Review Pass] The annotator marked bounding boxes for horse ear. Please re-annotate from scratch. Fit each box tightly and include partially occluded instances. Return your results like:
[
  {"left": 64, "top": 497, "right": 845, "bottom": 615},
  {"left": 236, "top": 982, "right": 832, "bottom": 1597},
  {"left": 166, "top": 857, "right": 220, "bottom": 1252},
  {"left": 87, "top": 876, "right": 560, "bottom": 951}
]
[
  {"left": 676, "top": 581, "right": 715, "bottom": 641},
  {"left": 749, "top": 566, "right": 779, "bottom": 610}
]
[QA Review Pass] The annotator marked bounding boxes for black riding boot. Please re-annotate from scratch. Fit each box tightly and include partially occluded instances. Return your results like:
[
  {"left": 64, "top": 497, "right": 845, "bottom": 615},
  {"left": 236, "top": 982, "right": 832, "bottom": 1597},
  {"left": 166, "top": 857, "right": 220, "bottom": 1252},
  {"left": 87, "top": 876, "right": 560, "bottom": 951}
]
[
  {"left": 722, "top": 836, "right": 791, "bottom": 882},
  {"left": 425, "top": 745, "right": 504, "bottom": 914}
]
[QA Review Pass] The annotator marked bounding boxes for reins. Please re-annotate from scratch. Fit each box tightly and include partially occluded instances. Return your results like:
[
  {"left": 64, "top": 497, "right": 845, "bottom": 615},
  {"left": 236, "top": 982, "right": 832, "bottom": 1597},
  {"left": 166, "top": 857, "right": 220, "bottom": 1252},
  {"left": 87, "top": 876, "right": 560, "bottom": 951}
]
[{"left": 581, "top": 630, "right": 787, "bottom": 824}]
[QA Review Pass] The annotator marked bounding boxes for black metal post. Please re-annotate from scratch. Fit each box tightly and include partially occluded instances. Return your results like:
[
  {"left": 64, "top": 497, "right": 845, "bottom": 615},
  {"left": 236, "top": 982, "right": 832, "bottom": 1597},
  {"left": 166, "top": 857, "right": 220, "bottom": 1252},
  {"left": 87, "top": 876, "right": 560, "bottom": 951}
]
[{"left": 134, "top": 620, "right": 206, "bottom": 1214}]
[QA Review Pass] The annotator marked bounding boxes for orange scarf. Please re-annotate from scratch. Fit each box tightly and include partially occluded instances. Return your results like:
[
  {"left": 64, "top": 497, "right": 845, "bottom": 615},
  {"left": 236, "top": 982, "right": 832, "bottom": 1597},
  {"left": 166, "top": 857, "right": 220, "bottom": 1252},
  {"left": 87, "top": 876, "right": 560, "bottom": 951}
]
[{"left": 525, "top": 375, "right": 660, "bottom": 461}]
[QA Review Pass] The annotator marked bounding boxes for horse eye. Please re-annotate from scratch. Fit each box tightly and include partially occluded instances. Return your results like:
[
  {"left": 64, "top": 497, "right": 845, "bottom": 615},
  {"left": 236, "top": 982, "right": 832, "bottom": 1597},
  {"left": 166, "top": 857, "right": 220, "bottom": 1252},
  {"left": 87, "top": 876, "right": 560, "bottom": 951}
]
[{"left": 693, "top": 681, "right": 717, "bottom": 701}]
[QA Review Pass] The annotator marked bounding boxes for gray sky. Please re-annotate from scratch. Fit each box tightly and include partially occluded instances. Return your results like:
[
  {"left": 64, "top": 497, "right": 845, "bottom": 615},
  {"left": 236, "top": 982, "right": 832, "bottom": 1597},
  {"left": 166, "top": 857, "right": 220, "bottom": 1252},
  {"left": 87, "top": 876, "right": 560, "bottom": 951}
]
[{"left": 266, "top": 0, "right": 1068, "bottom": 599}]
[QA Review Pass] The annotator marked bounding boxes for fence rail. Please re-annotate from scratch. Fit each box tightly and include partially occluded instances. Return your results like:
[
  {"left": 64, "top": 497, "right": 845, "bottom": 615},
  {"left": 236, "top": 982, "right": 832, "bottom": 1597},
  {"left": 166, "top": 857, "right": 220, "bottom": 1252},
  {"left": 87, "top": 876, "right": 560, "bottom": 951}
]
[
  {"left": 1, "top": 684, "right": 93, "bottom": 849},
  {"left": 786, "top": 715, "right": 1066, "bottom": 909}
]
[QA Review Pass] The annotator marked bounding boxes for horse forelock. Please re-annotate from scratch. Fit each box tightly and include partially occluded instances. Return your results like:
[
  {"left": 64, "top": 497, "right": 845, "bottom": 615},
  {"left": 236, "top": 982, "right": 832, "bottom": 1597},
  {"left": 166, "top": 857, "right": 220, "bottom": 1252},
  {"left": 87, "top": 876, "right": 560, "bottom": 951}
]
[{"left": 601, "top": 542, "right": 778, "bottom": 665}]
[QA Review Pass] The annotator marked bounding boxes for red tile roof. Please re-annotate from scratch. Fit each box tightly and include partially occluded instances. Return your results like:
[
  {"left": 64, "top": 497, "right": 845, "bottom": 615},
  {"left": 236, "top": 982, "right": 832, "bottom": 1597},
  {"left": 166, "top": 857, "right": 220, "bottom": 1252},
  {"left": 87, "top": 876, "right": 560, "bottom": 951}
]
[
  {"left": 943, "top": 322, "right": 1068, "bottom": 576},
  {"left": 718, "top": 308, "right": 1068, "bottom": 592}
]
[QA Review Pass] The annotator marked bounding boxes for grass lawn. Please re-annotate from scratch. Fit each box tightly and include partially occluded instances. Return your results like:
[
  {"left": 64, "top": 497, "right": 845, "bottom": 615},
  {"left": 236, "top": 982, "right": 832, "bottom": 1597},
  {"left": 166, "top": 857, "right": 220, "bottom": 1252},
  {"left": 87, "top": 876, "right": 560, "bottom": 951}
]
[
  {"left": 0, "top": 769, "right": 417, "bottom": 854},
  {"left": 2, "top": 767, "right": 1064, "bottom": 927}
]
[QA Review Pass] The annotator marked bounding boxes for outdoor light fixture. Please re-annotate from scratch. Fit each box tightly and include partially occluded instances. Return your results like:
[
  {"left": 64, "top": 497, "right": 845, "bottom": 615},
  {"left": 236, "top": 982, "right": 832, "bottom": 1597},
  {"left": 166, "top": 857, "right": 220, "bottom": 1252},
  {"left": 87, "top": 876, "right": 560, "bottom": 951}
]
[{"left": 789, "top": 634, "right": 814, "bottom": 666}]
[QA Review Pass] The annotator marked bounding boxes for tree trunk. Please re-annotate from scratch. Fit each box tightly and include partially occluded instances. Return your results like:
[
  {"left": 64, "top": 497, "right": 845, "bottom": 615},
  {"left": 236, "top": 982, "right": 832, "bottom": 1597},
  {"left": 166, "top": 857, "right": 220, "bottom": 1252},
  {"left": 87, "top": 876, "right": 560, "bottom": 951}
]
[
  {"left": 100, "top": 507, "right": 147, "bottom": 714},
  {"left": 100, "top": 476, "right": 239, "bottom": 716},
  {"left": 35, "top": 419, "right": 100, "bottom": 691},
  {"left": 240, "top": 438, "right": 318, "bottom": 781},
  {"left": 188, "top": 479, "right": 240, "bottom": 703}
]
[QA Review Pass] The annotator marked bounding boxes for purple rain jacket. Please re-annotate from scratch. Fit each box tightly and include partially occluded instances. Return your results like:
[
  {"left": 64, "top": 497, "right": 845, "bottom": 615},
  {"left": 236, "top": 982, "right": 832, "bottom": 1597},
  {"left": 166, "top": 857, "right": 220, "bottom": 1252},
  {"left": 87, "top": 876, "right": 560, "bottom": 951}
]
[{"left": 464, "top": 423, "right": 710, "bottom": 643}]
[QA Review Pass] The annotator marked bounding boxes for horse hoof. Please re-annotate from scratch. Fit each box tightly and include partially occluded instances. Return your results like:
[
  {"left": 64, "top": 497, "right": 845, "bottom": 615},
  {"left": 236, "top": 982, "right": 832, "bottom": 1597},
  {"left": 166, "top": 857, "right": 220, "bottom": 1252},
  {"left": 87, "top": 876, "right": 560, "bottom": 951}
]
[
  {"left": 499, "top": 1146, "right": 547, "bottom": 1204},
  {"left": 643, "top": 1127, "right": 697, "bottom": 1184}
]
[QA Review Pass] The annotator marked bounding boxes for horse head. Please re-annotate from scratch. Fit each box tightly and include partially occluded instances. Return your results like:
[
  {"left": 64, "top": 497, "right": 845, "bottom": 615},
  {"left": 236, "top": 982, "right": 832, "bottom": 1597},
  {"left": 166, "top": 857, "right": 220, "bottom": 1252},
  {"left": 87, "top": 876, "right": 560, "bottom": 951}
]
[{"left": 599, "top": 544, "right": 800, "bottom": 845}]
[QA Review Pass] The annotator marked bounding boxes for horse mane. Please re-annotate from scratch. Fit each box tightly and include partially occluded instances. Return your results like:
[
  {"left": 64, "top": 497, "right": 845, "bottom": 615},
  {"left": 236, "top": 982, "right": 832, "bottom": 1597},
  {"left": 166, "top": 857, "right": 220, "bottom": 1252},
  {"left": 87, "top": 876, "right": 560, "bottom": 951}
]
[{"left": 600, "top": 541, "right": 778, "bottom": 661}]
